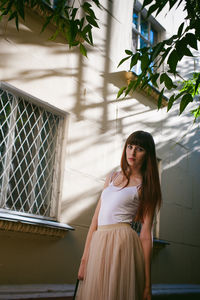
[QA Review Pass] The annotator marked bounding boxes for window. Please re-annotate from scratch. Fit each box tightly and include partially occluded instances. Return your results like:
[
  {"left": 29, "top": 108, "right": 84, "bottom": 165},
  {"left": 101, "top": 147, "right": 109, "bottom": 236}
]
[
  {"left": 0, "top": 82, "right": 67, "bottom": 221},
  {"left": 132, "top": 2, "right": 164, "bottom": 75},
  {"left": 132, "top": 11, "right": 158, "bottom": 50}
]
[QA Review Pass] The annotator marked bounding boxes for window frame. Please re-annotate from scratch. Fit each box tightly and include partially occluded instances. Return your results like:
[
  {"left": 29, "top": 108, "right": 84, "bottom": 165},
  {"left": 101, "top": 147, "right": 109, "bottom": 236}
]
[
  {"left": 0, "top": 81, "right": 69, "bottom": 223},
  {"left": 132, "top": 1, "right": 165, "bottom": 74}
]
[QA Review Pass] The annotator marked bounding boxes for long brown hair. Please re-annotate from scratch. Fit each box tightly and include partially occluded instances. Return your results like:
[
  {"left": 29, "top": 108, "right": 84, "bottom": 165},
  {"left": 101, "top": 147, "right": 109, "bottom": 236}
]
[{"left": 121, "top": 131, "right": 161, "bottom": 222}]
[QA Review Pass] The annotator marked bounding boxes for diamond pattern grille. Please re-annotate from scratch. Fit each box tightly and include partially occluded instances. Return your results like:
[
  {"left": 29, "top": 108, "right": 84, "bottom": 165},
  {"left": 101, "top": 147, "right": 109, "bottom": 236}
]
[{"left": 0, "top": 88, "right": 61, "bottom": 218}]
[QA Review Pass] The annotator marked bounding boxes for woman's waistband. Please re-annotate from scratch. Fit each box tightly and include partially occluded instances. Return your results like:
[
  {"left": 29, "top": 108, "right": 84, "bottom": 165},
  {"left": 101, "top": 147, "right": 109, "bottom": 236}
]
[{"left": 97, "top": 222, "right": 131, "bottom": 231}]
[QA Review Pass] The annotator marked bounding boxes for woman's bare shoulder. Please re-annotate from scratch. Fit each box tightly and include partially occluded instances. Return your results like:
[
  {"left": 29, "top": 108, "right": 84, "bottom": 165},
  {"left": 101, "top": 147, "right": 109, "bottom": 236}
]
[{"left": 104, "top": 170, "right": 120, "bottom": 188}]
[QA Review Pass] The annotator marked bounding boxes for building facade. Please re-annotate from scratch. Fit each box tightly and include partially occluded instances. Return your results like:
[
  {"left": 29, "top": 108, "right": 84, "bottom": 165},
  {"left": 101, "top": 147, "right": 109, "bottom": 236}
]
[{"left": 0, "top": 0, "right": 200, "bottom": 295}]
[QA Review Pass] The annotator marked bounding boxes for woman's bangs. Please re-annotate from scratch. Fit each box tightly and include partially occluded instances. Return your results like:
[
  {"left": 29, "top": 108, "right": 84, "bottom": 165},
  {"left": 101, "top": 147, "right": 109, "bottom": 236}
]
[{"left": 127, "top": 134, "right": 147, "bottom": 149}]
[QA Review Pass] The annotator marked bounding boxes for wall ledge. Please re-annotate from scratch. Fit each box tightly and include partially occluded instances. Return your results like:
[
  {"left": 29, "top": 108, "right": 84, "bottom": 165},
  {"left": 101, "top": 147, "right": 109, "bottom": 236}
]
[
  {"left": 153, "top": 238, "right": 170, "bottom": 257},
  {"left": 152, "top": 284, "right": 200, "bottom": 297},
  {"left": 0, "top": 212, "right": 74, "bottom": 238},
  {"left": 0, "top": 284, "right": 74, "bottom": 299},
  {"left": 124, "top": 71, "right": 168, "bottom": 107}
]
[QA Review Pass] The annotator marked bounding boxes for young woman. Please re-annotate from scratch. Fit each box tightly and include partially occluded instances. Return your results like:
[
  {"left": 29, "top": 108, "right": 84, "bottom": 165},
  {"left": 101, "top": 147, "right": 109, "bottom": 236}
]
[{"left": 76, "top": 131, "right": 161, "bottom": 300}]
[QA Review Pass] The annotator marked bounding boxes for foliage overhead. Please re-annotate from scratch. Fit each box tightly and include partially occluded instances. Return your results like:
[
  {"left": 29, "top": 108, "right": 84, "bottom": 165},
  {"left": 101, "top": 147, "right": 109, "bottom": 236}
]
[
  {"left": 117, "top": 0, "right": 200, "bottom": 121},
  {"left": 0, "top": 0, "right": 200, "bottom": 121},
  {"left": 0, "top": 0, "right": 101, "bottom": 57}
]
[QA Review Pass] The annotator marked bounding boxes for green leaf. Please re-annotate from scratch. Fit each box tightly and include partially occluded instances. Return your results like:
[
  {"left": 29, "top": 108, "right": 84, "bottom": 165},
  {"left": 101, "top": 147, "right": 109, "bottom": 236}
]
[
  {"left": 130, "top": 53, "right": 140, "bottom": 69},
  {"left": 3, "top": 0, "right": 13, "bottom": 15},
  {"left": 158, "top": 47, "right": 171, "bottom": 67},
  {"left": 82, "top": 2, "right": 92, "bottom": 9},
  {"left": 67, "top": 20, "right": 79, "bottom": 44},
  {"left": 175, "top": 40, "right": 185, "bottom": 60},
  {"left": 91, "top": 0, "right": 101, "bottom": 8},
  {"left": 87, "top": 7, "right": 97, "bottom": 19},
  {"left": 80, "top": 43, "right": 87, "bottom": 57},
  {"left": 165, "top": 35, "right": 178, "bottom": 46},
  {"left": 160, "top": 73, "right": 166, "bottom": 84},
  {"left": 80, "top": 17, "right": 84, "bottom": 29},
  {"left": 167, "top": 50, "right": 179, "bottom": 73},
  {"left": 117, "top": 86, "right": 127, "bottom": 99},
  {"left": 195, "top": 73, "right": 200, "bottom": 93},
  {"left": 15, "top": 14, "right": 19, "bottom": 31},
  {"left": 139, "top": 46, "right": 150, "bottom": 54},
  {"left": 160, "top": 72, "right": 176, "bottom": 90},
  {"left": 167, "top": 95, "right": 175, "bottom": 111},
  {"left": 165, "top": 73, "right": 175, "bottom": 90},
  {"left": 185, "top": 33, "right": 198, "bottom": 50},
  {"left": 141, "top": 53, "right": 149, "bottom": 72},
  {"left": 140, "top": 76, "right": 151, "bottom": 89},
  {"left": 82, "top": 24, "right": 92, "bottom": 44},
  {"left": 117, "top": 55, "right": 131, "bottom": 68},
  {"left": 157, "top": 88, "right": 164, "bottom": 109},
  {"left": 180, "top": 93, "right": 193, "bottom": 114},
  {"left": 8, "top": 11, "right": 17, "bottom": 22},
  {"left": 125, "top": 80, "right": 135, "bottom": 96},
  {"left": 175, "top": 90, "right": 187, "bottom": 100},
  {"left": 86, "top": 15, "right": 99, "bottom": 27},
  {"left": 0, "top": 0, "right": 9, "bottom": 8},
  {"left": 88, "top": 26, "right": 93, "bottom": 45},
  {"left": 71, "top": 8, "right": 78, "bottom": 20},
  {"left": 151, "top": 41, "right": 165, "bottom": 61},
  {"left": 16, "top": 0, "right": 25, "bottom": 20},
  {"left": 125, "top": 50, "right": 133, "bottom": 55},
  {"left": 146, "top": 4, "right": 159, "bottom": 18},
  {"left": 82, "top": 2, "right": 97, "bottom": 20},
  {"left": 142, "top": 0, "right": 153, "bottom": 10},
  {"left": 150, "top": 73, "right": 159, "bottom": 87},
  {"left": 177, "top": 22, "right": 184, "bottom": 36},
  {"left": 184, "top": 47, "right": 193, "bottom": 57},
  {"left": 191, "top": 106, "right": 200, "bottom": 121},
  {"left": 156, "top": 1, "right": 169, "bottom": 16},
  {"left": 169, "top": 0, "right": 178, "bottom": 10},
  {"left": 176, "top": 0, "right": 183, "bottom": 10},
  {"left": 49, "top": 28, "right": 60, "bottom": 41},
  {"left": 41, "top": 15, "right": 53, "bottom": 33},
  {"left": 176, "top": 37, "right": 194, "bottom": 59}
]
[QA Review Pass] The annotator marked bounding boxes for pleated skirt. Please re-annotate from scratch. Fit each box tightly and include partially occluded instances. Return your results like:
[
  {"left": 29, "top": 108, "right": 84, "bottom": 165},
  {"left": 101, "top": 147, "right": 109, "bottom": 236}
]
[{"left": 76, "top": 223, "right": 145, "bottom": 300}]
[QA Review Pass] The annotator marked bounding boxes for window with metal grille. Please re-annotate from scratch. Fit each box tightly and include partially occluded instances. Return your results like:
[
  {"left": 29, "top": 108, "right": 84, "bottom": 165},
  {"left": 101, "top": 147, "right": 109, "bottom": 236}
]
[{"left": 0, "top": 82, "right": 66, "bottom": 221}]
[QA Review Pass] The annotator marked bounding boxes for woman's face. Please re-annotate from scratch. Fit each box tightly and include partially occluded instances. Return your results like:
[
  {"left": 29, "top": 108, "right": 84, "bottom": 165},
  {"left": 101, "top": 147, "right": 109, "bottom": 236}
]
[{"left": 126, "top": 144, "right": 146, "bottom": 169}]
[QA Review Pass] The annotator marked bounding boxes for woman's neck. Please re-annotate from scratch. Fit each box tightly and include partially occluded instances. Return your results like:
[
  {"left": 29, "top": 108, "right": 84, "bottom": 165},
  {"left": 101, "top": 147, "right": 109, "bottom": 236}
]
[{"left": 129, "top": 167, "right": 142, "bottom": 178}]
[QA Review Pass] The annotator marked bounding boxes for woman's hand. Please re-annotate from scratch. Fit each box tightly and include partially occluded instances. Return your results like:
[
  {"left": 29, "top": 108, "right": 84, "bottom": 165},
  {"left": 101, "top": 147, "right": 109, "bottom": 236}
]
[
  {"left": 143, "top": 286, "right": 151, "bottom": 300},
  {"left": 78, "top": 259, "right": 86, "bottom": 280}
]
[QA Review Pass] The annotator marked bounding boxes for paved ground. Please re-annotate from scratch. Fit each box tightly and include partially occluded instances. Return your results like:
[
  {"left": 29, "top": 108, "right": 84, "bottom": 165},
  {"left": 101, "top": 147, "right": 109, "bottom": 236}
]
[{"left": 1, "top": 283, "right": 200, "bottom": 299}]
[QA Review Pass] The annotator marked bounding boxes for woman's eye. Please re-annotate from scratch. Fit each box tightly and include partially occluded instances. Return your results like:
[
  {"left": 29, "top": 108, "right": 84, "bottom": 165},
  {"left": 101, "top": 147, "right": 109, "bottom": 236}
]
[
  {"left": 127, "top": 145, "right": 132, "bottom": 149},
  {"left": 136, "top": 146, "right": 143, "bottom": 151}
]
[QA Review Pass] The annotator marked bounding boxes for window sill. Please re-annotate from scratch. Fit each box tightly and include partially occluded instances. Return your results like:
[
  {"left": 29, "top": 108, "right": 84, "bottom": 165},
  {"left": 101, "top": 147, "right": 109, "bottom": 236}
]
[
  {"left": 0, "top": 212, "right": 74, "bottom": 238},
  {"left": 125, "top": 71, "right": 168, "bottom": 107},
  {"left": 153, "top": 238, "right": 170, "bottom": 256}
]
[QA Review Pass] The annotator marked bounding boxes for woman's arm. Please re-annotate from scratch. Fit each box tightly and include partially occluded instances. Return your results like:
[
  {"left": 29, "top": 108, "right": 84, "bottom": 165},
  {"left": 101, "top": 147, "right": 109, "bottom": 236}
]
[
  {"left": 78, "top": 173, "right": 111, "bottom": 280},
  {"left": 139, "top": 212, "right": 154, "bottom": 300}
]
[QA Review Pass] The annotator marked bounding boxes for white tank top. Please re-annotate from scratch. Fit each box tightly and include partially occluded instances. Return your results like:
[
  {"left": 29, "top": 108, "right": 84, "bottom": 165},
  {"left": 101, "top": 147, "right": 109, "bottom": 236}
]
[{"left": 98, "top": 173, "right": 140, "bottom": 226}]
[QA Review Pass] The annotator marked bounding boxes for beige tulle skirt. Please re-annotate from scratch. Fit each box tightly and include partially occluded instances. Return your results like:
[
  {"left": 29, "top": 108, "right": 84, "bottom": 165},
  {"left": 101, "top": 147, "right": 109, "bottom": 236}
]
[{"left": 76, "top": 223, "right": 145, "bottom": 300}]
